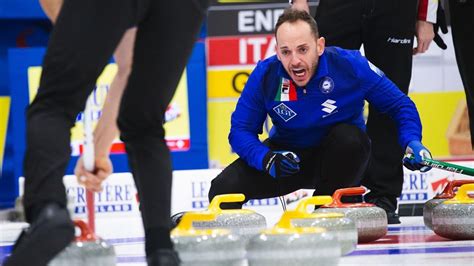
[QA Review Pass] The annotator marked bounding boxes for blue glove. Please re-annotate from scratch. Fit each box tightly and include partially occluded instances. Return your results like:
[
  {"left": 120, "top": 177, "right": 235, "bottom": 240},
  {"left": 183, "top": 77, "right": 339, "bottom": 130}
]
[
  {"left": 264, "top": 151, "right": 300, "bottom": 179},
  {"left": 403, "top": 140, "right": 432, "bottom": 172}
]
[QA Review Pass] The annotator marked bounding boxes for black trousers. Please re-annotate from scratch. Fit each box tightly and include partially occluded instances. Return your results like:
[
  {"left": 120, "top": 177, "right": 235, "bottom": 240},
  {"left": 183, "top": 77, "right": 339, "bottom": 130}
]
[
  {"left": 315, "top": 0, "right": 418, "bottom": 206},
  {"left": 23, "top": 0, "right": 207, "bottom": 234},
  {"left": 449, "top": 0, "right": 474, "bottom": 148},
  {"left": 208, "top": 124, "right": 371, "bottom": 208}
]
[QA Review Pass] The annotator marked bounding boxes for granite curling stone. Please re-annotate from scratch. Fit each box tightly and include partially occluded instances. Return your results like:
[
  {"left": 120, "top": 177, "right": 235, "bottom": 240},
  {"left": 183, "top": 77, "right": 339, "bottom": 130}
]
[
  {"left": 314, "top": 187, "right": 387, "bottom": 243},
  {"left": 291, "top": 195, "right": 358, "bottom": 255},
  {"left": 191, "top": 193, "right": 267, "bottom": 239},
  {"left": 49, "top": 220, "right": 116, "bottom": 266},
  {"left": 171, "top": 211, "right": 246, "bottom": 266},
  {"left": 247, "top": 208, "right": 340, "bottom": 266},
  {"left": 432, "top": 183, "right": 474, "bottom": 240},
  {"left": 424, "top": 179, "right": 474, "bottom": 230}
]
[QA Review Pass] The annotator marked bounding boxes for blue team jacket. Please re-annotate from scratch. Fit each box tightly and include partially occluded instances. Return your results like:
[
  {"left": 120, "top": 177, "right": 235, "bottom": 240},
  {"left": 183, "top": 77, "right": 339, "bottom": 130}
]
[{"left": 229, "top": 46, "right": 422, "bottom": 171}]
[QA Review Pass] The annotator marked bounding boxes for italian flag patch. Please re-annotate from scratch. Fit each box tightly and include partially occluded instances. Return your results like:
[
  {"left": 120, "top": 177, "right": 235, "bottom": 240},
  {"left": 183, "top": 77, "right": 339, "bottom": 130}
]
[{"left": 275, "top": 77, "right": 297, "bottom": 101}]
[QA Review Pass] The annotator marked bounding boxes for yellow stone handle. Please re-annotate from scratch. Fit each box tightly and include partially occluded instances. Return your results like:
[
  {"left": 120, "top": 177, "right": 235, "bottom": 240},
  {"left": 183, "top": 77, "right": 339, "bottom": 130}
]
[
  {"left": 208, "top": 193, "right": 246, "bottom": 213},
  {"left": 445, "top": 183, "right": 474, "bottom": 204},
  {"left": 275, "top": 210, "right": 308, "bottom": 229},
  {"left": 275, "top": 196, "right": 332, "bottom": 228},
  {"left": 295, "top": 196, "right": 334, "bottom": 213}
]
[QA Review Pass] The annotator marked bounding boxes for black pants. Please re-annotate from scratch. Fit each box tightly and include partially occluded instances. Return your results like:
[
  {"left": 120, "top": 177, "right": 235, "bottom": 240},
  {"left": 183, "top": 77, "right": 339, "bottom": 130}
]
[
  {"left": 449, "top": 0, "right": 474, "bottom": 148},
  {"left": 315, "top": 0, "right": 417, "bottom": 207},
  {"left": 208, "top": 124, "right": 371, "bottom": 208},
  {"left": 23, "top": 0, "right": 207, "bottom": 239}
]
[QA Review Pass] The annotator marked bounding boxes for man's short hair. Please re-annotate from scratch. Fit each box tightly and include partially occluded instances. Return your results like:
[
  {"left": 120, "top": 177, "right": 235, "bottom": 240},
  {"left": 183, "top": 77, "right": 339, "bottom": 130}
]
[{"left": 275, "top": 8, "right": 319, "bottom": 40}]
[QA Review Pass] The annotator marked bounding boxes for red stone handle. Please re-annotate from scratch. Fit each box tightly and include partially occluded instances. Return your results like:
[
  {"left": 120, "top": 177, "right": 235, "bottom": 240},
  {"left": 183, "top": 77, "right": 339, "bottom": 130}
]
[
  {"left": 74, "top": 219, "right": 98, "bottom": 241},
  {"left": 324, "top": 187, "right": 374, "bottom": 208},
  {"left": 436, "top": 179, "right": 474, "bottom": 199}
]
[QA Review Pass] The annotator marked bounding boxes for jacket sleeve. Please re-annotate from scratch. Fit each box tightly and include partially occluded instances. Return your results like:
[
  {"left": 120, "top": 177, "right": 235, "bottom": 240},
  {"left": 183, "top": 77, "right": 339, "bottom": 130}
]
[
  {"left": 418, "top": 0, "right": 438, "bottom": 24},
  {"left": 353, "top": 53, "right": 423, "bottom": 149},
  {"left": 229, "top": 62, "right": 271, "bottom": 171}
]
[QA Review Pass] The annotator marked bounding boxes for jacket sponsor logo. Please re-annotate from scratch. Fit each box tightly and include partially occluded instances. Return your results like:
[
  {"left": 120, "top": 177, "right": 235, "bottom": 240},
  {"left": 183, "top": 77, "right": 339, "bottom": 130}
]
[
  {"left": 273, "top": 103, "right": 297, "bottom": 122},
  {"left": 321, "top": 99, "right": 338, "bottom": 118},
  {"left": 319, "top": 76, "right": 334, "bottom": 94}
]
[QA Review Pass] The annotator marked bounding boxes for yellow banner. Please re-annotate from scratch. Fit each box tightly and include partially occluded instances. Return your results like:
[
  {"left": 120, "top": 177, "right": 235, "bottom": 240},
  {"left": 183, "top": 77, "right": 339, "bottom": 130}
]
[
  {"left": 27, "top": 65, "right": 190, "bottom": 154},
  {"left": 410, "top": 91, "right": 470, "bottom": 157},
  {"left": 165, "top": 71, "right": 190, "bottom": 138},
  {"left": 0, "top": 97, "right": 10, "bottom": 171},
  {"left": 208, "top": 100, "right": 238, "bottom": 167},
  {"left": 208, "top": 100, "right": 272, "bottom": 168},
  {"left": 207, "top": 68, "right": 252, "bottom": 98}
]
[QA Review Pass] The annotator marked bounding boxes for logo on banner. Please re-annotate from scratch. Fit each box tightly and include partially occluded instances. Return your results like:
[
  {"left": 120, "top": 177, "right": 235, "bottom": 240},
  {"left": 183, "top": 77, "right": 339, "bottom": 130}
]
[
  {"left": 275, "top": 78, "right": 297, "bottom": 102},
  {"left": 273, "top": 103, "right": 297, "bottom": 122},
  {"left": 191, "top": 180, "right": 211, "bottom": 209},
  {"left": 430, "top": 177, "right": 450, "bottom": 195},
  {"left": 401, "top": 172, "right": 429, "bottom": 201},
  {"left": 66, "top": 183, "right": 135, "bottom": 214},
  {"left": 244, "top": 198, "right": 279, "bottom": 207}
]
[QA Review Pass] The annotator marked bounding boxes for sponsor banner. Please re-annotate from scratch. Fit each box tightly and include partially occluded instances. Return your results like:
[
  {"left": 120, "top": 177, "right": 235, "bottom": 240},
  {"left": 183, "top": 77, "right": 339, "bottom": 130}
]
[
  {"left": 0, "top": 97, "right": 10, "bottom": 173},
  {"left": 409, "top": 91, "right": 473, "bottom": 157},
  {"left": 208, "top": 100, "right": 273, "bottom": 168},
  {"left": 208, "top": 101, "right": 239, "bottom": 168},
  {"left": 207, "top": 2, "right": 318, "bottom": 37},
  {"left": 208, "top": 6, "right": 285, "bottom": 36},
  {"left": 207, "top": 68, "right": 252, "bottom": 98},
  {"left": 207, "top": 35, "right": 275, "bottom": 66},
  {"left": 16, "top": 169, "right": 313, "bottom": 226},
  {"left": 27, "top": 65, "right": 191, "bottom": 155},
  {"left": 400, "top": 162, "right": 474, "bottom": 204},
  {"left": 19, "top": 173, "right": 140, "bottom": 219}
]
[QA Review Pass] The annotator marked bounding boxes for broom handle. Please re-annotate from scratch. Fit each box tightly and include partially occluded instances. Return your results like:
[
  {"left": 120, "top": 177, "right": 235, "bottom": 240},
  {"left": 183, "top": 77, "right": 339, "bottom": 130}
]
[
  {"left": 413, "top": 156, "right": 474, "bottom": 176},
  {"left": 83, "top": 97, "right": 95, "bottom": 233}
]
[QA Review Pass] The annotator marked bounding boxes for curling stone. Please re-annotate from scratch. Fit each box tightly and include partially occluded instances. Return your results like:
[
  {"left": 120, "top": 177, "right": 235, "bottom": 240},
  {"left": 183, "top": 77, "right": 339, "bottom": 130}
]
[
  {"left": 247, "top": 207, "right": 340, "bottom": 266},
  {"left": 171, "top": 212, "right": 246, "bottom": 266},
  {"left": 49, "top": 220, "right": 116, "bottom": 266},
  {"left": 314, "top": 187, "right": 387, "bottom": 243},
  {"left": 291, "top": 196, "right": 358, "bottom": 255},
  {"left": 424, "top": 179, "right": 474, "bottom": 230},
  {"left": 432, "top": 183, "right": 474, "bottom": 240},
  {"left": 191, "top": 194, "right": 267, "bottom": 239}
]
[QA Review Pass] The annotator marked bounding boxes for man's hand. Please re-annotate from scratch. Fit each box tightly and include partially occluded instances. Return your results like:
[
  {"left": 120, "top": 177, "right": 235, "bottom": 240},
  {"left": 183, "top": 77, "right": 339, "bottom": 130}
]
[
  {"left": 264, "top": 151, "right": 300, "bottom": 179},
  {"left": 75, "top": 155, "right": 113, "bottom": 192},
  {"left": 413, "top": 20, "right": 435, "bottom": 55},
  {"left": 403, "top": 140, "right": 432, "bottom": 172}
]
